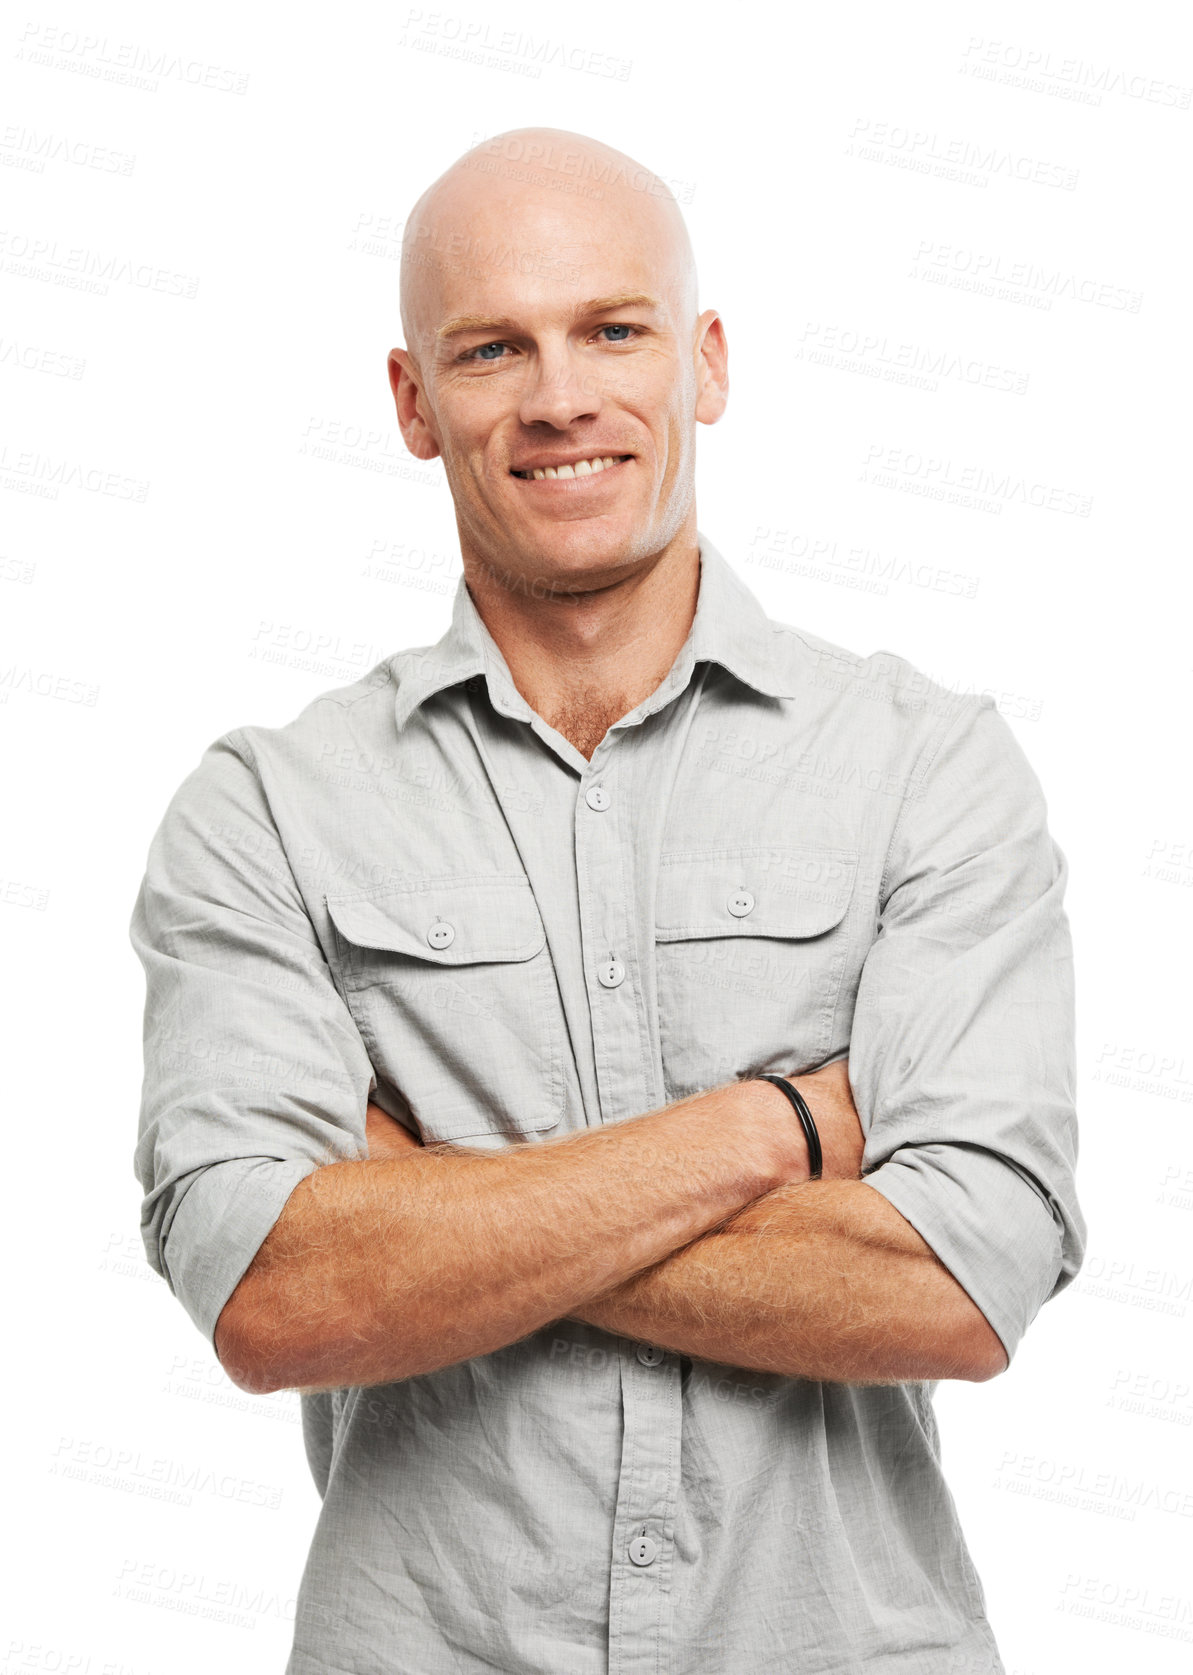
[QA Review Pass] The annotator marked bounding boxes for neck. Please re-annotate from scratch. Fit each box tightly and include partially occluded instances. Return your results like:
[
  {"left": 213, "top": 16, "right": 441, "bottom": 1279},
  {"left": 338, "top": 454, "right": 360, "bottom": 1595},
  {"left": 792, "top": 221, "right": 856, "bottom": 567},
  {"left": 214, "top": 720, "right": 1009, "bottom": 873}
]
[{"left": 461, "top": 530, "right": 702, "bottom": 758}]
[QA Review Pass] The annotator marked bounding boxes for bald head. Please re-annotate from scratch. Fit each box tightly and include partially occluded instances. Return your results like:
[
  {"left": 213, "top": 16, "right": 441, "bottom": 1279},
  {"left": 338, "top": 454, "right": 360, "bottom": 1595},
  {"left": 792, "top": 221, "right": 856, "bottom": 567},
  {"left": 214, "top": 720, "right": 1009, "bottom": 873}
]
[
  {"left": 386, "top": 125, "right": 726, "bottom": 595},
  {"left": 399, "top": 127, "right": 698, "bottom": 359}
]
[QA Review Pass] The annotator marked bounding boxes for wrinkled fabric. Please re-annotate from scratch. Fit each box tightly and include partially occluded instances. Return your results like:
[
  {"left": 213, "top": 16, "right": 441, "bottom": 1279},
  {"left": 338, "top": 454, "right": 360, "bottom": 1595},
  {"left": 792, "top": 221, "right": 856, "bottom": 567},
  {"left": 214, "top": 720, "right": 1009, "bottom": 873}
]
[{"left": 131, "top": 534, "right": 1085, "bottom": 1674}]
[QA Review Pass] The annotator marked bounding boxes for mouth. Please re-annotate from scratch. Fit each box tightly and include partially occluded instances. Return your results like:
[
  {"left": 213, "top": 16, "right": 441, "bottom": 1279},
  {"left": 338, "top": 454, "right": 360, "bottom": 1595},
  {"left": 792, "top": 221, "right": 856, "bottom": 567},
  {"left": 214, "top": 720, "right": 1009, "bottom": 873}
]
[{"left": 510, "top": 454, "right": 633, "bottom": 482}]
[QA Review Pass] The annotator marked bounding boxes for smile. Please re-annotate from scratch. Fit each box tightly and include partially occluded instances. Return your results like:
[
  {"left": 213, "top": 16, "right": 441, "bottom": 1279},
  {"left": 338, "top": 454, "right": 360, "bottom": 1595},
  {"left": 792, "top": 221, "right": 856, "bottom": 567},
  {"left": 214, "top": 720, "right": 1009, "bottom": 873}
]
[{"left": 510, "top": 455, "right": 632, "bottom": 481}]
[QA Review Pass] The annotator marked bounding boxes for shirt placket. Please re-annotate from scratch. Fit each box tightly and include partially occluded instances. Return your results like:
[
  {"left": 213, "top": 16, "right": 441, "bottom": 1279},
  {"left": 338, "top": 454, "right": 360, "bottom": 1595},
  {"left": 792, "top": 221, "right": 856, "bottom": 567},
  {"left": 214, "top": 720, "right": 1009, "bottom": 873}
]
[{"left": 577, "top": 730, "right": 683, "bottom": 1675}]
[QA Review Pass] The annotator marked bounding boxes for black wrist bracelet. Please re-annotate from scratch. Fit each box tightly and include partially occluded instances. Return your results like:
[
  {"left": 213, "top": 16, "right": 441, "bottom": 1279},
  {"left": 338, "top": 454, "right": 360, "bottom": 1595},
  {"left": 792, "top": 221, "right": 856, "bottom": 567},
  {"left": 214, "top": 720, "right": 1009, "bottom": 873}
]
[{"left": 756, "top": 1074, "right": 823, "bottom": 1179}]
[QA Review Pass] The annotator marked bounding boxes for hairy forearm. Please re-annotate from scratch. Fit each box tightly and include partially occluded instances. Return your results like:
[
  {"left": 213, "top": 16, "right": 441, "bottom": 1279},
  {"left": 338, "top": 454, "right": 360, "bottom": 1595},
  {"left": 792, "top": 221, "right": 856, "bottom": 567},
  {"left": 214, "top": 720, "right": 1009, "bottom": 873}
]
[
  {"left": 215, "top": 1081, "right": 805, "bottom": 1396},
  {"left": 568, "top": 1179, "right": 1008, "bottom": 1384}
]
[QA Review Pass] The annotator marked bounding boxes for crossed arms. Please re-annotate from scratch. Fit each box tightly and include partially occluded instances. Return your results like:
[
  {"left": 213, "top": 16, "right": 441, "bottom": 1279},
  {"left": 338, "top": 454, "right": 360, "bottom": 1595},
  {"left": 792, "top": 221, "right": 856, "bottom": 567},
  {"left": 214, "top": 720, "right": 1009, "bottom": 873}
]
[
  {"left": 213, "top": 1064, "right": 1007, "bottom": 1396},
  {"left": 368, "top": 1077, "right": 1009, "bottom": 1385},
  {"left": 138, "top": 702, "right": 1083, "bottom": 1400}
]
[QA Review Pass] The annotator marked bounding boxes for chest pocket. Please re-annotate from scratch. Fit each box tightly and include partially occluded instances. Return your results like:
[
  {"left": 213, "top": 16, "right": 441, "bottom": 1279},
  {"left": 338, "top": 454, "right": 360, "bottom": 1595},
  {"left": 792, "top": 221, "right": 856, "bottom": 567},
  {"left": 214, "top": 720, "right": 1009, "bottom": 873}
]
[
  {"left": 325, "top": 874, "right": 566, "bottom": 1144},
  {"left": 654, "top": 846, "right": 858, "bottom": 1101}
]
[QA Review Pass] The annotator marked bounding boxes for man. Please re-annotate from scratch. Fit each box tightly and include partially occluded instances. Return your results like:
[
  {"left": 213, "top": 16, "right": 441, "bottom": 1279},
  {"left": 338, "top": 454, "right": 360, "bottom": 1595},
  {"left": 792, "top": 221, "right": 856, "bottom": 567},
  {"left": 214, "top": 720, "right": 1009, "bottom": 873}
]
[{"left": 131, "top": 126, "right": 1085, "bottom": 1673}]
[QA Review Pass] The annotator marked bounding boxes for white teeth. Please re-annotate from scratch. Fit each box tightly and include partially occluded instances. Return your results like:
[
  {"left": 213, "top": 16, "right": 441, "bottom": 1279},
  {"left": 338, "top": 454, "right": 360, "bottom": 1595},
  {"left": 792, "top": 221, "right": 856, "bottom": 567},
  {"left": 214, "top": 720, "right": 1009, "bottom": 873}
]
[{"left": 517, "top": 455, "right": 624, "bottom": 479}]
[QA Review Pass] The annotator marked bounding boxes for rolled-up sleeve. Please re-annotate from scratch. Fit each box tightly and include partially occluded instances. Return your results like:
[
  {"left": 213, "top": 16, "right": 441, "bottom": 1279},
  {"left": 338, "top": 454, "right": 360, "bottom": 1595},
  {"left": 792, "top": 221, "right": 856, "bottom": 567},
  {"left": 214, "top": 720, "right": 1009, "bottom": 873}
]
[
  {"left": 130, "top": 729, "right": 376, "bottom": 1354},
  {"left": 851, "top": 694, "right": 1087, "bottom": 1364}
]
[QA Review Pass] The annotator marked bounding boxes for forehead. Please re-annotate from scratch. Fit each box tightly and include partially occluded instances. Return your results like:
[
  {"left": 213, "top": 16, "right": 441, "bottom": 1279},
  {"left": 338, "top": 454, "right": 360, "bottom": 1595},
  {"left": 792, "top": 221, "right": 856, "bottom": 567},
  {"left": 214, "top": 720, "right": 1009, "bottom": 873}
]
[{"left": 408, "top": 174, "right": 683, "bottom": 334}]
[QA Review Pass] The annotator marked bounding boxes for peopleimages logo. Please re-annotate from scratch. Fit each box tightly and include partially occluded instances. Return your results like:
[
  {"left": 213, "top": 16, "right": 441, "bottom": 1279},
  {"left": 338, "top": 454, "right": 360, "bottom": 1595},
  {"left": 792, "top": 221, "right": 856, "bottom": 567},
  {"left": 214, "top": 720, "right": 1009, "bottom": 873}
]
[
  {"left": 466, "top": 129, "right": 696, "bottom": 202},
  {"left": 400, "top": 13, "right": 632, "bottom": 82},
  {"left": 909, "top": 242, "right": 1143, "bottom": 314},
  {"left": 959, "top": 37, "right": 1192, "bottom": 110},
  {"left": 846, "top": 118, "right": 1080, "bottom": 190},
  {"left": 859, "top": 444, "right": 1093, "bottom": 518},
  {"left": 0, "top": 229, "right": 200, "bottom": 299},
  {"left": 15, "top": 22, "right": 251, "bottom": 94},
  {"left": 796, "top": 322, "right": 1031, "bottom": 395}
]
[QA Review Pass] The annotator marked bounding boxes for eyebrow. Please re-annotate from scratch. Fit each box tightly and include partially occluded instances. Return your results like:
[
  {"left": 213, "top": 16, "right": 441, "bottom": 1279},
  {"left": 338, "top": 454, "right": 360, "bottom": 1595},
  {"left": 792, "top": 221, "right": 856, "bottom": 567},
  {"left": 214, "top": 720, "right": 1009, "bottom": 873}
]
[{"left": 435, "top": 292, "right": 665, "bottom": 343}]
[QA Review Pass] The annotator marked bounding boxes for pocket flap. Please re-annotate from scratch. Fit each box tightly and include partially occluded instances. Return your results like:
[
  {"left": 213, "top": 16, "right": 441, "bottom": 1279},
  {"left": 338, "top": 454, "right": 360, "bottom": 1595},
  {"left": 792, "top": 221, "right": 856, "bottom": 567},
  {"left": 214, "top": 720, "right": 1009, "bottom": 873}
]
[
  {"left": 655, "top": 846, "right": 857, "bottom": 941},
  {"left": 326, "top": 874, "right": 547, "bottom": 964}
]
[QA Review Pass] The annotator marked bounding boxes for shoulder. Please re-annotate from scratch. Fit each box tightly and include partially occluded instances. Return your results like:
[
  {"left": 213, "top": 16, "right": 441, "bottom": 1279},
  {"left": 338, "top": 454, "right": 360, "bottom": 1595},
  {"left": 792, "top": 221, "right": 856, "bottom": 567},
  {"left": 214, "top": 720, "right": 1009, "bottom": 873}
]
[
  {"left": 149, "top": 656, "right": 412, "bottom": 834},
  {"left": 765, "top": 610, "right": 992, "bottom": 760},
  {"left": 217, "top": 656, "right": 411, "bottom": 776}
]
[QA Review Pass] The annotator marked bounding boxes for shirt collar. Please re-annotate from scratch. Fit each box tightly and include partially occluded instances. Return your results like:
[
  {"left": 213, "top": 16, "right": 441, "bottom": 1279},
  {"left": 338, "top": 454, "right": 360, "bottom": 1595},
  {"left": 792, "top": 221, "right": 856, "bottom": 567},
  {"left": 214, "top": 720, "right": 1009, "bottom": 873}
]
[{"left": 391, "top": 530, "right": 797, "bottom": 734}]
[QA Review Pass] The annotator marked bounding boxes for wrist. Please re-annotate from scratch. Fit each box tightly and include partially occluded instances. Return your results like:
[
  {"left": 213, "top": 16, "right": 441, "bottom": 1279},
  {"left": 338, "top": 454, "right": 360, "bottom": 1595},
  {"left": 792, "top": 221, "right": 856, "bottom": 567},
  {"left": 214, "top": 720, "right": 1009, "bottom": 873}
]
[
  {"left": 755, "top": 1073, "right": 823, "bottom": 1182},
  {"left": 737, "top": 1075, "right": 814, "bottom": 1187}
]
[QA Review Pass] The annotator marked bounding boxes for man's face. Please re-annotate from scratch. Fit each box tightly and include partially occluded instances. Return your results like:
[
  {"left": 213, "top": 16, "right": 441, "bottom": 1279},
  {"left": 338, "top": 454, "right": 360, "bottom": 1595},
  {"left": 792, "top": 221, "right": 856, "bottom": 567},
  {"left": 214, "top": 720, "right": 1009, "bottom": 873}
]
[{"left": 391, "top": 180, "right": 725, "bottom": 593}]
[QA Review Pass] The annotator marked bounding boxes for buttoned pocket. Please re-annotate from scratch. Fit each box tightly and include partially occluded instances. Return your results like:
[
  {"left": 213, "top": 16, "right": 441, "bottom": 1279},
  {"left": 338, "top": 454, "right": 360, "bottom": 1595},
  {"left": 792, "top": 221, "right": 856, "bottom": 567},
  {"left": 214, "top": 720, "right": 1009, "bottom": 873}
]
[
  {"left": 654, "top": 845, "right": 858, "bottom": 1099},
  {"left": 325, "top": 874, "right": 565, "bottom": 1142}
]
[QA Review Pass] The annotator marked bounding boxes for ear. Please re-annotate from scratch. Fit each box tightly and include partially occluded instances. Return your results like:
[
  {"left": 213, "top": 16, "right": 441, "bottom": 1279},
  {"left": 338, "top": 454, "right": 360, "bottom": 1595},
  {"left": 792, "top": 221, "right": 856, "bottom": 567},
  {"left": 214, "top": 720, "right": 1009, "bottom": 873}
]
[
  {"left": 693, "top": 310, "right": 729, "bottom": 426},
  {"left": 388, "top": 348, "right": 442, "bottom": 461}
]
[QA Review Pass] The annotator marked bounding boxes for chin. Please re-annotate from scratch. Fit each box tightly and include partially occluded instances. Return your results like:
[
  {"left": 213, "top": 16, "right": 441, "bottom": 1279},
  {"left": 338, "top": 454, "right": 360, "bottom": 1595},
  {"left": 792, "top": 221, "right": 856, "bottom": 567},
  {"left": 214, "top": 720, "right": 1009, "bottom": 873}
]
[{"left": 526, "top": 511, "right": 654, "bottom": 564}]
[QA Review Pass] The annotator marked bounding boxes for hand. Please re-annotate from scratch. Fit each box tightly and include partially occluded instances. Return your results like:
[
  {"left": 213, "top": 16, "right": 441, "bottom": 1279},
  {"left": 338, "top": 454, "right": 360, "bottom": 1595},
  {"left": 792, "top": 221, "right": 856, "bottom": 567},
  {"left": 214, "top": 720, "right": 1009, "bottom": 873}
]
[
  {"left": 781, "top": 1058, "right": 866, "bottom": 1182},
  {"left": 365, "top": 1100, "right": 424, "bottom": 1160}
]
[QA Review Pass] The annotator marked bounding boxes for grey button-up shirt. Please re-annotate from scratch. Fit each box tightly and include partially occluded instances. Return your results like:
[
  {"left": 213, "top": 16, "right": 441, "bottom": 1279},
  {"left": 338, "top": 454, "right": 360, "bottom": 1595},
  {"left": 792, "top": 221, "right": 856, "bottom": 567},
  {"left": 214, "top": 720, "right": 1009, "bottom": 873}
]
[{"left": 130, "top": 534, "right": 1085, "bottom": 1674}]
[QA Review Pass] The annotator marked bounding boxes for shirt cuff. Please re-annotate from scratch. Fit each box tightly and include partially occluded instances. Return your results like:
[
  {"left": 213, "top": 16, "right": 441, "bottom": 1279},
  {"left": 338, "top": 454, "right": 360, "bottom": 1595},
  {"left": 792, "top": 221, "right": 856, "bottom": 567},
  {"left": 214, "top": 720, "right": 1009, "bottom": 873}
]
[
  {"left": 154, "top": 1155, "right": 322, "bottom": 1352},
  {"left": 862, "top": 1142, "right": 1064, "bottom": 1364}
]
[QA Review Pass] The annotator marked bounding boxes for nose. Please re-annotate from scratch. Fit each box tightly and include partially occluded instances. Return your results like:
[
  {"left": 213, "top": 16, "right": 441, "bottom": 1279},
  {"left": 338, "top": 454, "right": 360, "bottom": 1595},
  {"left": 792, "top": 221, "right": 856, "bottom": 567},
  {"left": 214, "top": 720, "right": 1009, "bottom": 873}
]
[{"left": 517, "top": 345, "right": 602, "bottom": 431}]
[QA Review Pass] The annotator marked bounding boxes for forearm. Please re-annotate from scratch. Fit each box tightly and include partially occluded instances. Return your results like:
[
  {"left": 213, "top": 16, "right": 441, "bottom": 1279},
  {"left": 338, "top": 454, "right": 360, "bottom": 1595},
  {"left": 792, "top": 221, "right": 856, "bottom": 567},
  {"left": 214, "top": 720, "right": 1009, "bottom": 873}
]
[
  {"left": 569, "top": 1179, "right": 1008, "bottom": 1384},
  {"left": 215, "top": 1080, "right": 801, "bottom": 1396}
]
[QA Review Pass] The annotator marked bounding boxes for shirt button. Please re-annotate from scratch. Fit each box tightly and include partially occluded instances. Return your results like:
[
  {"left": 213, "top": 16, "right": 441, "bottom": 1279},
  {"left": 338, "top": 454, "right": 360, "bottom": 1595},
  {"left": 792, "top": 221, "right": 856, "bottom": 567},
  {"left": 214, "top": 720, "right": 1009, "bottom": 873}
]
[
  {"left": 427, "top": 920, "right": 455, "bottom": 949},
  {"left": 636, "top": 1342, "right": 665, "bottom": 1367},
  {"left": 585, "top": 785, "right": 611, "bottom": 811},
  {"left": 597, "top": 958, "right": 626, "bottom": 988},
  {"left": 726, "top": 889, "right": 755, "bottom": 917},
  {"left": 628, "top": 1533, "right": 658, "bottom": 1567}
]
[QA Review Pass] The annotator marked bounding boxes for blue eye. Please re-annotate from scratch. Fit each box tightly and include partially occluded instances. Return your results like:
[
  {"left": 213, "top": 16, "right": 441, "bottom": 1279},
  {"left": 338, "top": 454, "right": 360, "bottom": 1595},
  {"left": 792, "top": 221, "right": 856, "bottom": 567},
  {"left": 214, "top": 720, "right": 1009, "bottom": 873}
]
[{"left": 463, "top": 325, "right": 635, "bottom": 363}]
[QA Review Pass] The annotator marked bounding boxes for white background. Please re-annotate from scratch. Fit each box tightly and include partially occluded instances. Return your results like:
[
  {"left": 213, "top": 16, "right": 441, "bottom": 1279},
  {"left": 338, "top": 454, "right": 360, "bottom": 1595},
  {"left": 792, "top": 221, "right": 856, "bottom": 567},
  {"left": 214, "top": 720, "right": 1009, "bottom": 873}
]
[{"left": 3, "top": 1, "right": 1191, "bottom": 1670}]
